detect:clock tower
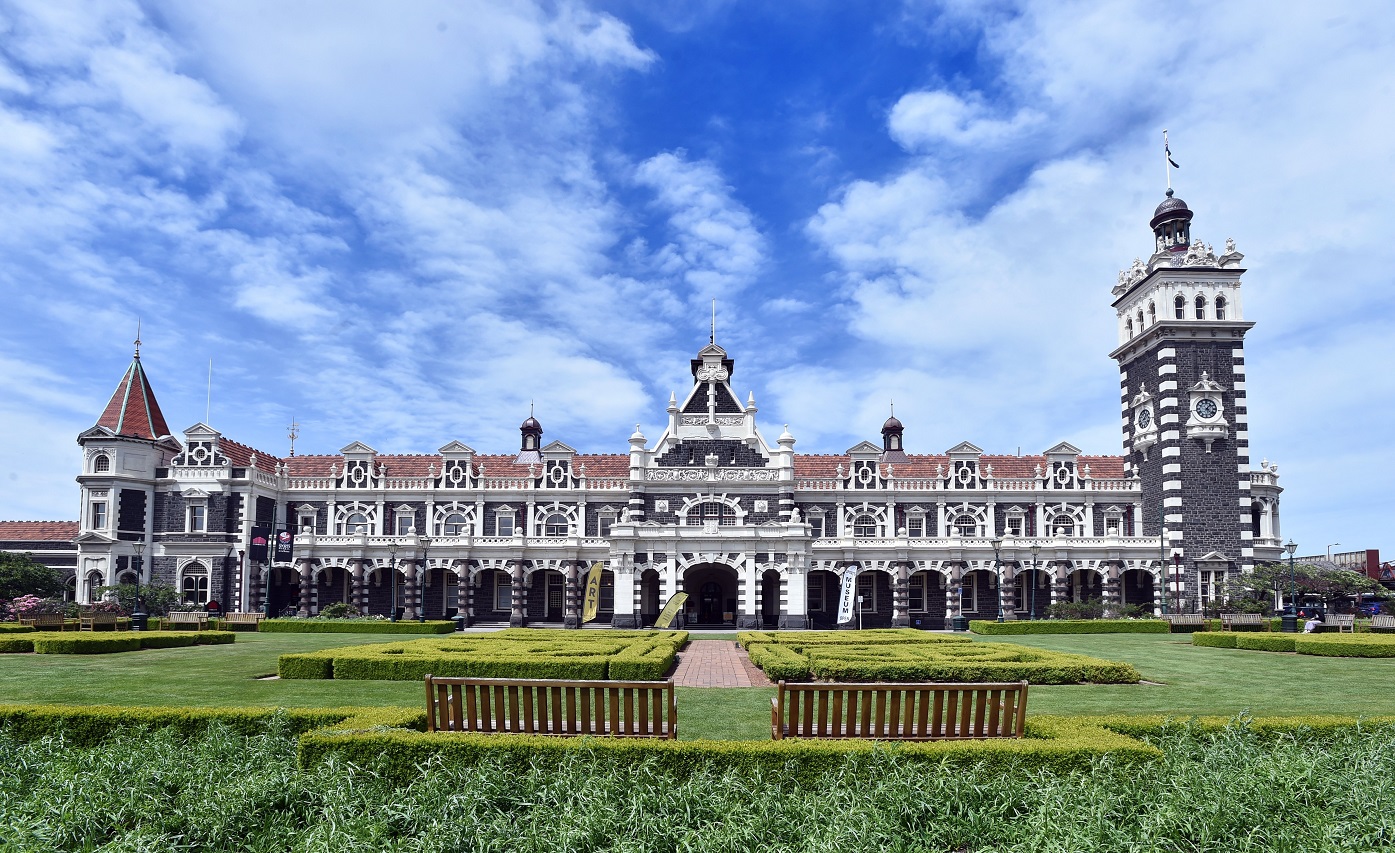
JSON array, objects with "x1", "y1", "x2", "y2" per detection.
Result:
[{"x1": 1110, "y1": 190, "x2": 1257, "y2": 608}]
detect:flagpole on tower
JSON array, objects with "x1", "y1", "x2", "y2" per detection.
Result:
[{"x1": 1164, "y1": 130, "x2": 1172, "y2": 191}]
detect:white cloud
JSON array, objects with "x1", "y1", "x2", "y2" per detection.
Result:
[{"x1": 889, "y1": 89, "x2": 1042, "y2": 149}]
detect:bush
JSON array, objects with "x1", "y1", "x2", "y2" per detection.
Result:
[
  {"x1": 1190, "y1": 632, "x2": 1237, "y2": 648},
  {"x1": 0, "y1": 638, "x2": 34, "y2": 653},
  {"x1": 1294, "y1": 635, "x2": 1395, "y2": 658},
  {"x1": 317, "y1": 601, "x2": 361, "y2": 619},
  {"x1": 279, "y1": 630, "x2": 687, "y2": 680},
  {"x1": 1235, "y1": 634, "x2": 1296, "y2": 652},
  {"x1": 1044, "y1": 598, "x2": 1106, "y2": 620},
  {"x1": 0, "y1": 624, "x2": 35, "y2": 634},
  {"x1": 5, "y1": 631, "x2": 235, "y2": 655},
  {"x1": 260, "y1": 619, "x2": 456, "y2": 634},
  {"x1": 970, "y1": 619, "x2": 1169, "y2": 635}
]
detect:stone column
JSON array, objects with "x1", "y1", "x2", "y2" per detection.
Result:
[
  {"x1": 945, "y1": 562, "x2": 963, "y2": 630},
  {"x1": 612, "y1": 561, "x2": 638, "y2": 629},
  {"x1": 738, "y1": 559, "x2": 760, "y2": 629},
  {"x1": 509, "y1": 561, "x2": 526, "y2": 627},
  {"x1": 403, "y1": 560, "x2": 419, "y2": 621},
  {"x1": 455, "y1": 564, "x2": 470, "y2": 627},
  {"x1": 1104, "y1": 562, "x2": 1122, "y2": 616},
  {"x1": 1002, "y1": 562, "x2": 1018, "y2": 619},
  {"x1": 1051, "y1": 563, "x2": 1070, "y2": 610},
  {"x1": 351, "y1": 559, "x2": 366, "y2": 614},
  {"x1": 296, "y1": 559, "x2": 313, "y2": 617},
  {"x1": 781, "y1": 559, "x2": 808, "y2": 629},
  {"x1": 248, "y1": 564, "x2": 264, "y2": 614},
  {"x1": 891, "y1": 562, "x2": 910, "y2": 627},
  {"x1": 564, "y1": 561, "x2": 581, "y2": 628}
]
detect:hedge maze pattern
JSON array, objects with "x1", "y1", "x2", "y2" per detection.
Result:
[
  {"x1": 739, "y1": 629, "x2": 1140, "y2": 684},
  {"x1": 279, "y1": 629, "x2": 688, "y2": 681}
]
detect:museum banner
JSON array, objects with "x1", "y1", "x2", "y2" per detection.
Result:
[
  {"x1": 248, "y1": 525, "x2": 271, "y2": 563},
  {"x1": 273, "y1": 528, "x2": 294, "y2": 563},
  {"x1": 836, "y1": 564, "x2": 859, "y2": 624},
  {"x1": 654, "y1": 592, "x2": 689, "y2": 629},
  {"x1": 581, "y1": 561, "x2": 604, "y2": 623}
]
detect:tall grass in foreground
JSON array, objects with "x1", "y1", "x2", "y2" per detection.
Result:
[{"x1": 0, "y1": 719, "x2": 1392, "y2": 852}]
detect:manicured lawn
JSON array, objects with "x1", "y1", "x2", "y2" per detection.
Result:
[{"x1": 3, "y1": 632, "x2": 1394, "y2": 739}]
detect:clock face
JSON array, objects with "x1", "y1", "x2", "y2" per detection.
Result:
[
  {"x1": 1195, "y1": 398, "x2": 1218, "y2": 419},
  {"x1": 1137, "y1": 408, "x2": 1152, "y2": 429}
]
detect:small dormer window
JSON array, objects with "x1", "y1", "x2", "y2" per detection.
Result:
[
  {"x1": 1175, "y1": 294, "x2": 1185, "y2": 319},
  {"x1": 1195, "y1": 294, "x2": 1206, "y2": 319},
  {"x1": 93, "y1": 454, "x2": 111, "y2": 473},
  {"x1": 1215, "y1": 295, "x2": 1227, "y2": 320}
]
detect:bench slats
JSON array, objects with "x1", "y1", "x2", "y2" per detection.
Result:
[
  {"x1": 772, "y1": 681, "x2": 1028, "y2": 741},
  {"x1": 425, "y1": 676, "x2": 676, "y2": 739}
]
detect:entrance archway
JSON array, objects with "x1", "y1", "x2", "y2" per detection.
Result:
[
  {"x1": 527, "y1": 569, "x2": 567, "y2": 624},
  {"x1": 683, "y1": 564, "x2": 738, "y2": 627},
  {"x1": 806, "y1": 569, "x2": 841, "y2": 628},
  {"x1": 1013, "y1": 568, "x2": 1051, "y2": 619},
  {"x1": 266, "y1": 566, "x2": 300, "y2": 616},
  {"x1": 759, "y1": 569, "x2": 781, "y2": 628},
  {"x1": 315, "y1": 566, "x2": 350, "y2": 612},
  {"x1": 639, "y1": 569, "x2": 661, "y2": 626},
  {"x1": 1121, "y1": 568, "x2": 1156, "y2": 612},
  {"x1": 1066, "y1": 568, "x2": 1103, "y2": 603}
]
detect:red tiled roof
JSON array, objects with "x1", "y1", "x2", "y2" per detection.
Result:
[
  {"x1": 220, "y1": 437, "x2": 282, "y2": 469},
  {"x1": 0, "y1": 521, "x2": 79, "y2": 541},
  {"x1": 95, "y1": 357, "x2": 170, "y2": 440}
]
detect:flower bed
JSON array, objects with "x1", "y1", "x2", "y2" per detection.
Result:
[
  {"x1": 278, "y1": 629, "x2": 688, "y2": 680},
  {"x1": 738, "y1": 629, "x2": 1139, "y2": 684}
]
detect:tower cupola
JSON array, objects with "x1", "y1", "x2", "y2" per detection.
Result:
[
  {"x1": 1150, "y1": 189, "x2": 1192, "y2": 253},
  {"x1": 515, "y1": 409, "x2": 543, "y2": 464},
  {"x1": 880, "y1": 406, "x2": 909, "y2": 463}
]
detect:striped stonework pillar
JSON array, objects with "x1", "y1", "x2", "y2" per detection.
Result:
[{"x1": 509, "y1": 561, "x2": 526, "y2": 627}]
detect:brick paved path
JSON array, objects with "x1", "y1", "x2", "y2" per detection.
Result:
[{"x1": 671, "y1": 640, "x2": 772, "y2": 687}]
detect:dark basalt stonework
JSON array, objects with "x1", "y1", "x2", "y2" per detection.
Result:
[
  {"x1": 655, "y1": 439, "x2": 767, "y2": 468},
  {"x1": 681, "y1": 385, "x2": 742, "y2": 414}
]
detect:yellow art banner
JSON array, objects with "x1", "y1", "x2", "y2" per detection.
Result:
[
  {"x1": 653, "y1": 592, "x2": 689, "y2": 629},
  {"x1": 581, "y1": 561, "x2": 604, "y2": 623}
]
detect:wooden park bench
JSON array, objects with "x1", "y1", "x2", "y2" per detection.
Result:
[
  {"x1": 165, "y1": 611, "x2": 209, "y2": 630},
  {"x1": 19, "y1": 614, "x2": 67, "y2": 631},
  {"x1": 1371, "y1": 615, "x2": 1395, "y2": 633},
  {"x1": 424, "y1": 676, "x2": 677, "y2": 739},
  {"x1": 1220, "y1": 613, "x2": 1266, "y2": 631},
  {"x1": 1163, "y1": 614, "x2": 1206, "y2": 631},
  {"x1": 222, "y1": 612, "x2": 263, "y2": 630},
  {"x1": 1324, "y1": 614, "x2": 1355, "y2": 633},
  {"x1": 80, "y1": 611, "x2": 121, "y2": 631},
  {"x1": 770, "y1": 681, "x2": 1028, "y2": 741}
]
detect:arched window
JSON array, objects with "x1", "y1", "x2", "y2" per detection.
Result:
[
  {"x1": 1052, "y1": 514, "x2": 1076, "y2": 537},
  {"x1": 1136, "y1": 309, "x2": 1144, "y2": 329},
  {"x1": 346, "y1": 513, "x2": 368, "y2": 534},
  {"x1": 1148, "y1": 302, "x2": 1156, "y2": 324},
  {"x1": 852, "y1": 514, "x2": 878, "y2": 537},
  {"x1": 1125, "y1": 318, "x2": 1133, "y2": 339},
  {"x1": 92, "y1": 454, "x2": 110, "y2": 473},
  {"x1": 543, "y1": 513, "x2": 569, "y2": 537},
  {"x1": 1215, "y1": 295, "x2": 1227, "y2": 320},
  {"x1": 442, "y1": 513, "x2": 468, "y2": 536},
  {"x1": 181, "y1": 563, "x2": 209, "y2": 605},
  {"x1": 687, "y1": 502, "x2": 736, "y2": 526},
  {"x1": 1194, "y1": 294, "x2": 1206, "y2": 319},
  {"x1": 1174, "y1": 294, "x2": 1186, "y2": 319},
  {"x1": 954, "y1": 514, "x2": 978, "y2": 537}
]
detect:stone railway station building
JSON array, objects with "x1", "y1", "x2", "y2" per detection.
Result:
[{"x1": 11, "y1": 192, "x2": 1286, "y2": 628}]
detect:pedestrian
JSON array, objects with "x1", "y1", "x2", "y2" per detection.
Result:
[{"x1": 1303, "y1": 614, "x2": 1324, "y2": 634}]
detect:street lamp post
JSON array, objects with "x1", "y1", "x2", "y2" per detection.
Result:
[
  {"x1": 1029, "y1": 544, "x2": 1041, "y2": 620},
  {"x1": 130, "y1": 541, "x2": 147, "y2": 631},
  {"x1": 1172, "y1": 551, "x2": 1182, "y2": 614},
  {"x1": 418, "y1": 533, "x2": 432, "y2": 623},
  {"x1": 387, "y1": 540, "x2": 400, "y2": 622},
  {"x1": 991, "y1": 536, "x2": 1005, "y2": 623},
  {"x1": 1281, "y1": 539, "x2": 1298, "y2": 633},
  {"x1": 1326, "y1": 543, "x2": 1340, "y2": 564}
]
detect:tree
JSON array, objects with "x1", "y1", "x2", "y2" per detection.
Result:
[
  {"x1": 0, "y1": 551, "x2": 63, "y2": 600},
  {"x1": 1222, "y1": 562, "x2": 1391, "y2": 613}
]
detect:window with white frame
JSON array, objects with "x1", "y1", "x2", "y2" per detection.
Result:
[
  {"x1": 597, "y1": 512, "x2": 616, "y2": 538},
  {"x1": 93, "y1": 454, "x2": 111, "y2": 473},
  {"x1": 808, "y1": 513, "x2": 825, "y2": 539},
  {"x1": 1006, "y1": 514, "x2": 1025, "y2": 537},
  {"x1": 1215, "y1": 295, "x2": 1227, "y2": 320},
  {"x1": 1174, "y1": 294, "x2": 1186, "y2": 319},
  {"x1": 687, "y1": 502, "x2": 736, "y2": 526},
  {"x1": 395, "y1": 514, "x2": 415, "y2": 536},
  {"x1": 1195, "y1": 294, "x2": 1207, "y2": 319},
  {"x1": 90, "y1": 500, "x2": 108, "y2": 529},
  {"x1": 495, "y1": 510, "x2": 515, "y2": 537},
  {"x1": 181, "y1": 564, "x2": 209, "y2": 605},
  {"x1": 857, "y1": 574, "x2": 875, "y2": 612},
  {"x1": 187, "y1": 504, "x2": 207, "y2": 533},
  {"x1": 1148, "y1": 301, "x2": 1156, "y2": 325},
  {"x1": 340, "y1": 511, "x2": 370, "y2": 535},
  {"x1": 852, "y1": 514, "x2": 878, "y2": 538},
  {"x1": 297, "y1": 511, "x2": 316, "y2": 533},
  {"x1": 1104, "y1": 511, "x2": 1123, "y2": 537},
  {"x1": 1199, "y1": 570, "x2": 1225, "y2": 606},
  {"x1": 907, "y1": 514, "x2": 925, "y2": 538},
  {"x1": 494, "y1": 573, "x2": 512, "y2": 610},
  {"x1": 1052, "y1": 514, "x2": 1076, "y2": 536},
  {"x1": 954, "y1": 514, "x2": 978, "y2": 537},
  {"x1": 960, "y1": 576, "x2": 977, "y2": 612},
  {"x1": 543, "y1": 513, "x2": 569, "y2": 537},
  {"x1": 442, "y1": 513, "x2": 469, "y2": 536},
  {"x1": 807, "y1": 574, "x2": 825, "y2": 611}
]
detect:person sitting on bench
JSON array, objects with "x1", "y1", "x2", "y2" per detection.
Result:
[{"x1": 1303, "y1": 615, "x2": 1324, "y2": 633}]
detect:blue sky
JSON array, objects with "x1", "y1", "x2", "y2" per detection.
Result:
[{"x1": 0, "y1": 1, "x2": 1391, "y2": 558}]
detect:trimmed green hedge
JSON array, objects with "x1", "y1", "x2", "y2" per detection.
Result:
[
  {"x1": 739, "y1": 629, "x2": 1138, "y2": 684},
  {"x1": 298, "y1": 713, "x2": 1163, "y2": 784},
  {"x1": 1235, "y1": 634, "x2": 1296, "y2": 652},
  {"x1": 0, "y1": 624, "x2": 35, "y2": 634},
  {"x1": 260, "y1": 619, "x2": 457, "y2": 634},
  {"x1": 280, "y1": 630, "x2": 688, "y2": 680},
  {"x1": 969, "y1": 619, "x2": 1168, "y2": 635},
  {"x1": 2, "y1": 631, "x2": 235, "y2": 655},
  {"x1": 1294, "y1": 635, "x2": 1395, "y2": 658},
  {"x1": 1190, "y1": 632, "x2": 1237, "y2": 648}
]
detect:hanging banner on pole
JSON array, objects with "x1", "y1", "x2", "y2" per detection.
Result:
[
  {"x1": 581, "y1": 561, "x2": 605, "y2": 624},
  {"x1": 273, "y1": 528, "x2": 294, "y2": 563},
  {"x1": 836, "y1": 565, "x2": 860, "y2": 624},
  {"x1": 248, "y1": 526, "x2": 271, "y2": 563},
  {"x1": 653, "y1": 592, "x2": 689, "y2": 629}
]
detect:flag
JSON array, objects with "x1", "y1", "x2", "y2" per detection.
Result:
[
  {"x1": 581, "y1": 561, "x2": 604, "y2": 623},
  {"x1": 654, "y1": 592, "x2": 689, "y2": 629},
  {"x1": 273, "y1": 528, "x2": 294, "y2": 563},
  {"x1": 1165, "y1": 140, "x2": 1180, "y2": 169},
  {"x1": 248, "y1": 525, "x2": 271, "y2": 562},
  {"x1": 836, "y1": 565, "x2": 860, "y2": 624}
]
